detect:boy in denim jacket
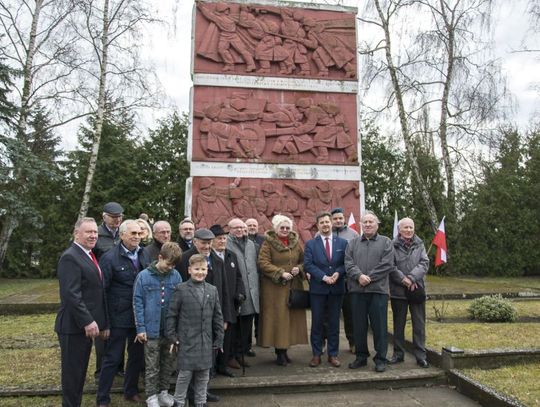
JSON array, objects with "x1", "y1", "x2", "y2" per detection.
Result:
[{"x1": 133, "y1": 242, "x2": 182, "y2": 407}]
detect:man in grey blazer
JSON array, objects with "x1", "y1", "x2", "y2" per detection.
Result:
[{"x1": 55, "y1": 217, "x2": 109, "y2": 407}]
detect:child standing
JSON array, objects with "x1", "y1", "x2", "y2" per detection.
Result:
[
  {"x1": 133, "y1": 242, "x2": 183, "y2": 407},
  {"x1": 166, "y1": 254, "x2": 224, "y2": 407}
]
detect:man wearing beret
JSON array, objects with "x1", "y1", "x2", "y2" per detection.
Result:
[{"x1": 210, "y1": 224, "x2": 246, "y2": 377}]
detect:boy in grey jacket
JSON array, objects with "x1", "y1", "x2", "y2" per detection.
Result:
[{"x1": 166, "y1": 254, "x2": 224, "y2": 407}]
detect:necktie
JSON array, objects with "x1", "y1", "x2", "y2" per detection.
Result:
[
  {"x1": 325, "y1": 237, "x2": 331, "y2": 261},
  {"x1": 89, "y1": 251, "x2": 103, "y2": 280}
]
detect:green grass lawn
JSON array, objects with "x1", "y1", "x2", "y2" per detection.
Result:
[
  {"x1": 0, "y1": 394, "x2": 142, "y2": 406},
  {"x1": 426, "y1": 275, "x2": 540, "y2": 294},
  {"x1": 462, "y1": 364, "x2": 540, "y2": 406},
  {"x1": 427, "y1": 299, "x2": 540, "y2": 321},
  {"x1": 0, "y1": 279, "x2": 59, "y2": 304}
]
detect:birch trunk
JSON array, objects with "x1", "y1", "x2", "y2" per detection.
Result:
[
  {"x1": 373, "y1": 0, "x2": 439, "y2": 231},
  {"x1": 0, "y1": 0, "x2": 43, "y2": 269},
  {"x1": 78, "y1": 0, "x2": 110, "y2": 219}
]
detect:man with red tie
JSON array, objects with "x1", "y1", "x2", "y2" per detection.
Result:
[
  {"x1": 304, "y1": 211, "x2": 348, "y2": 368},
  {"x1": 55, "y1": 217, "x2": 109, "y2": 407}
]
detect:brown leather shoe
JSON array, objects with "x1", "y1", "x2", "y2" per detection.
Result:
[
  {"x1": 124, "y1": 393, "x2": 144, "y2": 403},
  {"x1": 309, "y1": 355, "x2": 321, "y2": 367},
  {"x1": 328, "y1": 356, "x2": 341, "y2": 367},
  {"x1": 228, "y1": 358, "x2": 241, "y2": 369}
]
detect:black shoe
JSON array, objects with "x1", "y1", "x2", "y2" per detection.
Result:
[
  {"x1": 348, "y1": 358, "x2": 367, "y2": 369},
  {"x1": 417, "y1": 359, "x2": 429, "y2": 368},
  {"x1": 375, "y1": 362, "x2": 387, "y2": 373},
  {"x1": 206, "y1": 391, "x2": 220, "y2": 402},
  {"x1": 246, "y1": 349, "x2": 256, "y2": 357},
  {"x1": 276, "y1": 352, "x2": 287, "y2": 366},
  {"x1": 388, "y1": 355, "x2": 404, "y2": 364},
  {"x1": 217, "y1": 367, "x2": 235, "y2": 377},
  {"x1": 284, "y1": 350, "x2": 292, "y2": 363}
]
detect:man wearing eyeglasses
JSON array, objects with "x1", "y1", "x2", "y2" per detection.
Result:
[
  {"x1": 226, "y1": 218, "x2": 260, "y2": 367},
  {"x1": 96, "y1": 220, "x2": 150, "y2": 407}
]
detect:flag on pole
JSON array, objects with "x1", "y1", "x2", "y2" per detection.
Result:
[
  {"x1": 393, "y1": 210, "x2": 399, "y2": 239},
  {"x1": 432, "y1": 217, "x2": 447, "y2": 266},
  {"x1": 348, "y1": 213, "x2": 359, "y2": 233}
]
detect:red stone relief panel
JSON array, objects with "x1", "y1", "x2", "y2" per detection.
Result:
[
  {"x1": 192, "y1": 86, "x2": 358, "y2": 165},
  {"x1": 194, "y1": 2, "x2": 357, "y2": 80},
  {"x1": 190, "y1": 177, "x2": 360, "y2": 244}
]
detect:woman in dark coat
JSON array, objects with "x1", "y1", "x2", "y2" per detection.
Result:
[{"x1": 258, "y1": 215, "x2": 308, "y2": 366}]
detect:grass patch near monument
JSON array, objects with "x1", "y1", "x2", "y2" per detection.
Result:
[
  {"x1": 420, "y1": 322, "x2": 540, "y2": 351},
  {"x1": 462, "y1": 364, "x2": 540, "y2": 406},
  {"x1": 0, "y1": 279, "x2": 58, "y2": 304},
  {"x1": 426, "y1": 275, "x2": 540, "y2": 294},
  {"x1": 427, "y1": 299, "x2": 540, "y2": 321},
  {"x1": 0, "y1": 394, "x2": 137, "y2": 406},
  {"x1": 0, "y1": 348, "x2": 60, "y2": 389}
]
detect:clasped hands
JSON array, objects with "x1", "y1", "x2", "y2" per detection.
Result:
[
  {"x1": 322, "y1": 272, "x2": 339, "y2": 285},
  {"x1": 282, "y1": 266, "x2": 300, "y2": 281},
  {"x1": 401, "y1": 276, "x2": 418, "y2": 291}
]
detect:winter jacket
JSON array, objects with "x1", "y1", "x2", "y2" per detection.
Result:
[{"x1": 389, "y1": 235, "x2": 429, "y2": 299}]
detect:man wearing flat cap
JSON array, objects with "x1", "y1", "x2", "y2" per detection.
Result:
[
  {"x1": 176, "y1": 228, "x2": 229, "y2": 402},
  {"x1": 210, "y1": 224, "x2": 246, "y2": 377},
  {"x1": 92, "y1": 201, "x2": 124, "y2": 381},
  {"x1": 94, "y1": 202, "x2": 124, "y2": 260}
]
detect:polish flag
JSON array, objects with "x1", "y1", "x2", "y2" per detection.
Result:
[
  {"x1": 432, "y1": 217, "x2": 447, "y2": 266},
  {"x1": 348, "y1": 213, "x2": 359, "y2": 233}
]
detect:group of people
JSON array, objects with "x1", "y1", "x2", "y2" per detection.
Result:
[{"x1": 55, "y1": 202, "x2": 429, "y2": 407}]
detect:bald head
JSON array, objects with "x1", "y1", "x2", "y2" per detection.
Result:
[
  {"x1": 228, "y1": 218, "x2": 246, "y2": 238},
  {"x1": 153, "y1": 221, "x2": 172, "y2": 244}
]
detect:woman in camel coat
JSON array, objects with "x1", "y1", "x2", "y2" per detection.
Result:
[{"x1": 258, "y1": 214, "x2": 308, "y2": 366}]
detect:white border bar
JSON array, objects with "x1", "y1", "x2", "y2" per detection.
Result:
[
  {"x1": 190, "y1": 161, "x2": 360, "y2": 181},
  {"x1": 193, "y1": 73, "x2": 358, "y2": 94}
]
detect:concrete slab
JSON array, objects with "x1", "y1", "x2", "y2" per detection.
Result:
[{"x1": 209, "y1": 386, "x2": 480, "y2": 406}]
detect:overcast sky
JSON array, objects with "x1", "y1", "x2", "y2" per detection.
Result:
[{"x1": 62, "y1": 0, "x2": 540, "y2": 150}]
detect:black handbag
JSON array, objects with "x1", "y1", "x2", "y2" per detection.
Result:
[
  {"x1": 405, "y1": 285, "x2": 427, "y2": 304},
  {"x1": 287, "y1": 289, "x2": 310, "y2": 309}
]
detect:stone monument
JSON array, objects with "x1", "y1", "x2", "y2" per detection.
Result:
[{"x1": 186, "y1": 0, "x2": 363, "y2": 242}]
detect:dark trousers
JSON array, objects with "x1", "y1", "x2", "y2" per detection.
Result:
[
  {"x1": 351, "y1": 292, "x2": 388, "y2": 363},
  {"x1": 58, "y1": 333, "x2": 93, "y2": 407},
  {"x1": 97, "y1": 327, "x2": 144, "y2": 405},
  {"x1": 235, "y1": 314, "x2": 255, "y2": 356},
  {"x1": 310, "y1": 293, "x2": 343, "y2": 357},
  {"x1": 94, "y1": 337, "x2": 125, "y2": 377},
  {"x1": 217, "y1": 323, "x2": 235, "y2": 369},
  {"x1": 342, "y1": 292, "x2": 354, "y2": 346},
  {"x1": 391, "y1": 298, "x2": 426, "y2": 361}
]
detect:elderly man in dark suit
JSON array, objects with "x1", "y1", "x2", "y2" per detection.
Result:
[
  {"x1": 210, "y1": 224, "x2": 246, "y2": 377},
  {"x1": 55, "y1": 217, "x2": 109, "y2": 407},
  {"x1": 304, "y1": 211, "x2": 348, "y2": 368},
  {"x1": 96, "y1": 219, "x2": 150, "y2": 407}
]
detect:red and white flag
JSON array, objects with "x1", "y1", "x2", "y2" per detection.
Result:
[
  {"x1": 432, "y1": 217, "x2": 447, "y2": 266},
  {"x1": 348, "y1": 213, "x2": 359, "y2": 233}
]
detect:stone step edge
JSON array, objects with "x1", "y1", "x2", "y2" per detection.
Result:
[{"x1": 0, "y1": 369, "x2": 446, "y2": 398}]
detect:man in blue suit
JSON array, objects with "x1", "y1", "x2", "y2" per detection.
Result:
[{"x1": 304, "y1": 211, "x2": 348, "y2": 368}]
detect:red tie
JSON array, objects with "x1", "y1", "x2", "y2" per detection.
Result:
[
  {"x1": 325, "y1": 237, "x2": 331, "y2": 261},
  {"x1": 89, "y1": 251, "x2": 103, "y2": 280}
]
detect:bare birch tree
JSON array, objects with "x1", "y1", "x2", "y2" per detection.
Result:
[
  {"x1": 0, "y1": 0, "x2": 81, "y2": 268},
  {"x1": 74, "y1": 0, "x2": 159, "y2": 218},
  {"x1": 360, "y1": 0, "x2": 440, "y2": 230},
  {"x1": 359, "y1": 0, "x2": 508, "y2": 225}
]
